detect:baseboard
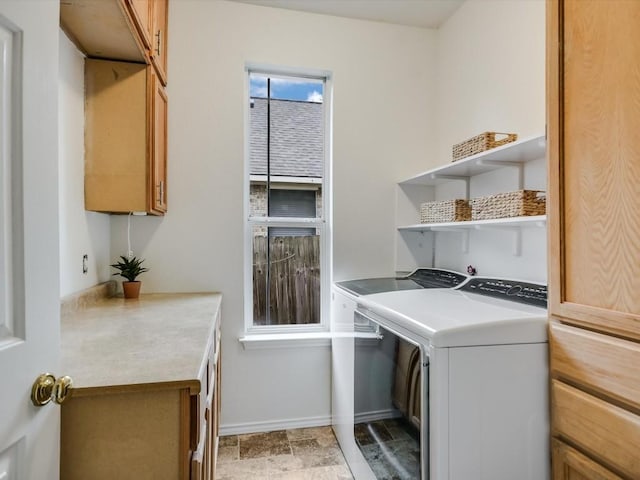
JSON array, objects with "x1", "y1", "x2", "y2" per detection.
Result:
[
  {"x1": 354, "y1": 409, "x2": 398, "y2": 424},
  {"x1": 219, "y1": 414, "x2": 333, "y2": 436}
]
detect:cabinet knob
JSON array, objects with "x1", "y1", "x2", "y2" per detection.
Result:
[{"x1": 31, "y1": 373, "x2": 74, "y2": 407}]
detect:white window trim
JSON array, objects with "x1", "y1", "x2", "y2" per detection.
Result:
[{"x1": 243, "y1": 63, "x2": 333, "y2": 335}]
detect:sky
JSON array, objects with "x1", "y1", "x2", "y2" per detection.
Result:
[{"x1": 250, "y1": 75, "x2": 323, "y2": 103}]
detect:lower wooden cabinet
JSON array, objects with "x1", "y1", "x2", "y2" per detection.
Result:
[
  {"x1": 61, "y1": 366, "x2": 221, "y2": 480},
  {"x1": 552, "y1": 440, "x2": 622, "y2": 480},
  {"x1": 62, "y1": 388, "x2": 193, "y2": 479},
  {"x1": 549, "y1": 322, "x2": 640, "y2": 479},
  {"x1": 60, "y1": 294, "x2": 222, "y2": 480}
]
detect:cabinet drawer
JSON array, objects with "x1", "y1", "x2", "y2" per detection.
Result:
[
  {"x1": 552, "y1": 380, "x2": 640, "y2": 477},
  {"x1": 552, "y1": 439, "x2": 623, "y2": 480},
  {"x1": 550, "y1": 322, "x2": 640, "y2": 410}
]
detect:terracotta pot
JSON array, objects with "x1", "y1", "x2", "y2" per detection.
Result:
[{"x1": 122, "y1": 281, "x2": 141, "y2": 299}]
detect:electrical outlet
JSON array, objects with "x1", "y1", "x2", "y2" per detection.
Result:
[{"x1": 82, "y1": 254, "x2": 88, "y2": 274}]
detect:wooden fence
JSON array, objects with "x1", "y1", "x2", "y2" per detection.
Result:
[{"x1": 253, "y1": 235, "x2": 320, "y2": 325}]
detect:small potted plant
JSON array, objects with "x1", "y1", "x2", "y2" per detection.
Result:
[{"x1": 110, "y1": 255, "x2": 149, "y2": 299}]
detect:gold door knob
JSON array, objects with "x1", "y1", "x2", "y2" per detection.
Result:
[{"x1": 31, "y1": 373, "x2": 74, "y2": 407}]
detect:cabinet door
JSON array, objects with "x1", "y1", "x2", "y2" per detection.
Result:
[
  {"x1": 547, "y1": 0, "x2": 640, "y2": 341},
  {"x1": 547, "y1": 2, "x2": 640, "y2": 479},
  {"x1": 552, "y1": 440, "x2": 622, "y2": 480},
  {"x1": 150, "y1": 68, "x2": 168, "y2": 214},
  {"x1": 125, "y1": 0, "x2": 152, "y2": 49},
  {"x1": 151, "y1": 0, "x2": 168, "y2": 84}
]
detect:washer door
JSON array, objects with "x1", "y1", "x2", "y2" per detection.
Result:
[{"x1": 353, "y1": 310, "x2": 428, "y2": 479}]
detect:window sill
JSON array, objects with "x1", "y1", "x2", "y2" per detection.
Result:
[{"x1": 239, "y1": 332, "x2": 332, "y2": 350}]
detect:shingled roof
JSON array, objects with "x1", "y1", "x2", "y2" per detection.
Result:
[{"x1": 250, "y1": 97, "x2": 323, "y2": 178}]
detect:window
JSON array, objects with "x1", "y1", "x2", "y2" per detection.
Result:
[
  {"x1": 269, "y1": 189, "x2": 316, "y2": 237},
  {"x1": 245, "y1": 67, "x2": 330, "y2": 331}
]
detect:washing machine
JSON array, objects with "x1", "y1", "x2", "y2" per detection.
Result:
[
  {"x1": 331, "y1": 268, "x2": 468, "y2": 479},
  {"x1": 350, "y1": 277, "x2": 549, "y2": 480}
]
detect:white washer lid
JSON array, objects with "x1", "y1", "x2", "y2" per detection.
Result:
[{"x1": 357, "y1": 288, "x2": 548, "y2": 347}]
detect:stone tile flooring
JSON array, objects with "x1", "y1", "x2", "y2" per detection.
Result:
[
  {"x1": 215, "y1": 426, "x2": 354, "y2": 479},
  {"x1": 354, "y1": 418, "x2": 420, "y2": 480}
]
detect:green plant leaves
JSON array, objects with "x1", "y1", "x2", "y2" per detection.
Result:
[{"x1": 110, "y1": 255, "x2": 149, "y2": 282}]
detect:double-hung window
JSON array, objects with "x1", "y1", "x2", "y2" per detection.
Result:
[{"x1": 245, "y1": 67, "x2": 331, "y2": 333}]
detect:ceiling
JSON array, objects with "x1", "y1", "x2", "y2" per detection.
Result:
[{"x1": 226, "y1": 0, "x2": 465, "y2": 29}]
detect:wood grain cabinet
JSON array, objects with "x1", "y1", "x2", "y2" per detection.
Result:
[
  {"x1": 84, "y1": 59, "x2": 167, "y2": 215},
  {"x1": 150, "y1": 0, "x2": 169, "y2": 85},
  {"x1": 61, "y1": 0, "x2": 170, "y2": 214},
  {"x1": 547, "y1": 1, "x2": 640, "y2": 478},
  {"x1": 121, "y1": 0, "x2": 169, "y2": 85},
  {"x1": 60, "y1": 293, "x2": 222, "y2": 480},
  {"x1": 61, "y1": 0, "x2": 169, "y2": 80},
  {"x1": 124, "y1": 0, "x2": 153, "y2": 50},
  {"x1": 552, "y1": 441, "x2": 623, "y2": 480}
]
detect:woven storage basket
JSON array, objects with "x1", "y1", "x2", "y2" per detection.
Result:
[
  {"x1": 420, "y1": 199, "x2": 471, "y2": 224},
  {"x1": 470, "y1": 190, "x2": 546, "y2": 220},
  {"x1": 452, "y1": 132, "x2": 518, "y2": 162}
]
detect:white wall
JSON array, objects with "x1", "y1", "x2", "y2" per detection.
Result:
[
  {"x1": 110, "y1": 0, "x2": 437, "y2": 431},
  {"x1": 58, "y1": 31, "x2": 111, "y2": 297},
  {"x1": 429, "y1": 0, "x2": 547, "y2": 282},
  {"x1": 434, "y1": 0, "x2": 545, "y2": 162}
]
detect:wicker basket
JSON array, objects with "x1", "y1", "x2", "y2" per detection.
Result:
[
  {"x1": 420, "y1": 199, "x2": 471, "y2": 224},
  {"x1": 452, "y1": 132, "x2": 518, "y2": 162},
  {"x1": 470, "y1": 190, "x2": 546, "y2": 220}
]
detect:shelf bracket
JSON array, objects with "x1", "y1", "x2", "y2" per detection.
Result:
[
  {"x1": 429, "y1": 174, "x2": 470, "y2": 198},
  {"x1": 430, "y1": 227, "x2": 469, "y2": 253},
  {"x1": 475, "y1": 160, "x2": 525, "y2": 190},
  {"x1": 474, "y1": 224, "x2": 522, "y2": 256}
]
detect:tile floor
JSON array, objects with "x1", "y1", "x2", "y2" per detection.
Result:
[
  {"x1": 215, "y1": 426, "x2": 354, "y2": 479},
  {"x1": 354, "y1": 419, "x2": 420, "y2": 480}
]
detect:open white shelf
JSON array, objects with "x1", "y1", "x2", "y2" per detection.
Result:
[
  {"x1": 399, "y1": 135, "x2": 546, "y2": 186},
  {"x1": 397, "y1": 215, "x2": 546, "y2": 232},
  {"x1": 398, "y1": 215, "x2": 546, "y2": 256},
  {"x1": 395, "y1": 134, "x2": 547, "y2": 262}
]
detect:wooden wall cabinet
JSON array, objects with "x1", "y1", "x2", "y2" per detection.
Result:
[
  {"x1": 84, "y1": 59, "x2": 167, "y2": 215},
  {"x1": 61, "y1": 0, "x2": 169, "y2": 85},
  {"x1": 61, "y1": 293, "x2": 222, "y2": 480},
  {"x1": 61, "y1": 0, "x2": 170, "y2": 215},
  {"x1": 151, "y1": 0, "x2": 169, "y2": 85},
  {"x1": 124, "y1": 0, "x2": 153, "y2": 49},
  {"x1": 547, "y1": 1, "x2": 640, "y2": 478}
]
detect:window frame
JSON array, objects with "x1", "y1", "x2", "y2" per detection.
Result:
[{"x1": 243, "y1": 64, "x2": 333, "y2": 335}]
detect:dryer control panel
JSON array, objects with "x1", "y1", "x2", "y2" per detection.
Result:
[{"x1": 458, "y1": 278, "x2": 547, "y2": 308}]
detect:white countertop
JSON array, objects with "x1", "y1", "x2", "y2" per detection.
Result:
[{"x1": 61, "y1": 293, "x2": 222, "y2": 396}]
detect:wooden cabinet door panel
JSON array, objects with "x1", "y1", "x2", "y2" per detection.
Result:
[
  {"x1": 550, "y1": 322, "x2": 640, "y2": 411},
  {"x1": 150, "y1": 68, "x2": 168, "y2": 214},
  {"x1": 552, "y1": 440, "x2": 623, "y2": 480},
  {"x1": 125, "y1": 0, "x2": 152, "y2": 49},
  {"x1": 547, "y1": 0, "x2": 640, "y2": 340},
  {"x1": 551, "y1": 380, "x2": 640, "y2": 478},
  {"x1": 151, "y1": 0, "x2": 169, "y2": 84}
]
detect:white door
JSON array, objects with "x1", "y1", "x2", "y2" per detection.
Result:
[{"x1": 0, "y1": 1, "x2": 61, "y2": 479}]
